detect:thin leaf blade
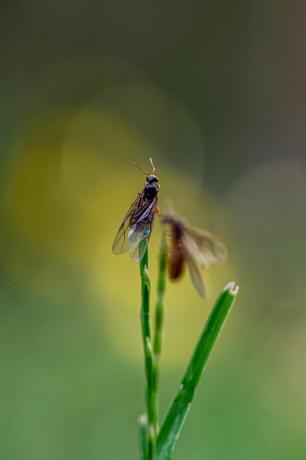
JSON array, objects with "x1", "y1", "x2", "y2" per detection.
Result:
[{"x1": 157, "y1": 282, "x2": 239, "y2": 460}]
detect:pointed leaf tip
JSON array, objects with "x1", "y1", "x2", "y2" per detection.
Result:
[{"x1": 223, "y1": 281, "x2": 239, "y2": 296}]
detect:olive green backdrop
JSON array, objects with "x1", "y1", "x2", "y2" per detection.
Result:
[{"x1": 0, "y1": 1, "x2": 305, "y2": 459}]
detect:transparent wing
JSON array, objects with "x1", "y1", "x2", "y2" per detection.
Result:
[
  {"x1": 185, "y1": 254, "x2": 205, "y2": 297},
  {"x1": 184, "y1": 227, "x2": 227, "y2": 267},
  {"x1": 112, "y1": 193, "x2": 143, "y2": 255},
  {"x1": 129, "y1": 236, "x2": 149, "y2": 263},
  {"x1": 182, "y1": 234, "x2": 205, "y2": 297},
  {"x1": 128, "y1": 198, "x2": 158, "y2": 262}
]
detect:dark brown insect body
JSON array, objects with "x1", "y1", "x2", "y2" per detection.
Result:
[
  {"x1": 168, "y1": 219, "x2": 185, "y2": 280},
  {"x1": 112, "y1": 161, "x2": 160, "y2": 262},
  {"x1": 161, "y1": 213, "x2": 226, "y2": 297}
]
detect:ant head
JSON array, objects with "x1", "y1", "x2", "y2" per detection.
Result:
[{"x1": 146, "y1": 174, "x2": 159, "y2": 183}]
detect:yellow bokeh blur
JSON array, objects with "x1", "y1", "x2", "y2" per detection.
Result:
[{"x1": 2, "y1": 103, "x2": 234, "y2": 366}]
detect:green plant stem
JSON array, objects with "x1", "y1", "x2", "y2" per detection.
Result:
[
  {"x1": 152, "y1": 235, "x2": 168, "y2": 434},
  {"x1": 138, "y1": 415, "x2": 148, "y2": 460},
  {"x1": 157, "y1": 282, "x2": 239, "y2": 460},
  {"x1": 140, "y1": 245, "x2": 155, "y2": 459}
]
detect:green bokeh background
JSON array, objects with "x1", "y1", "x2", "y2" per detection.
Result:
[{"x1": 1, "y1": 2, "x2": 306, "y2": 459}]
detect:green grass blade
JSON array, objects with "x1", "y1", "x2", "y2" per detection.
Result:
[{"x1": 156, "y1": 282, "x2": 239, "y2": 460}]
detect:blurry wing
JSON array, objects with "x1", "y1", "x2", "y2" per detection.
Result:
[
  {"x1": 185, "y1": 253, "x2": 205, "y2": 297},
  {"x1": 112, "y1": 193, "x2": 143, "y2": 255},
  {"x1": 182, "y1": 233, "x2": 205, "y2": 297},
  {"x1": 185, "y1": 227, "x2": 227, "y2": 267}
]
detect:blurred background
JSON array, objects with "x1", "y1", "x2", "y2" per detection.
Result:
[{"x1": 1, "y1": 1, "x2": 306, "y2": 459}]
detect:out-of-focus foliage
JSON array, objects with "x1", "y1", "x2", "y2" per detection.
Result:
[{"x1": 0, "y1": 1, "x2": 305, "y2": 459}]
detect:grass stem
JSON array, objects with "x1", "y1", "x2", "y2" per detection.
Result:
[
  {"x1": 140, "y1": 244, "x2": 156, "y2": 459},
  {"x1": 138, "y1": 415, "x2": 148, "y2": 460},
  {"x1": 152, "y1": 236, "x2": 168, "y2": 434}
]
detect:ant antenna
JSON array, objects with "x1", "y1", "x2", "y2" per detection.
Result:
[
  {"x1": 133, "y1": 162, "x2": 149, "y2": 175},
  {"x1": 149, "y1": 157, "x2": 156, "y2": 173},
  {"x1": 133, "y1": 157, "x2": 156, "y2": 175}
]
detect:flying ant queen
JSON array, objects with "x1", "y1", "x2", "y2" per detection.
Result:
[
  {"x1": 160, "y1": 212, "x2": 227, "y2": 297},
  {"x1": 112, "y1": 158, "x2": 160, "y2": 262}
]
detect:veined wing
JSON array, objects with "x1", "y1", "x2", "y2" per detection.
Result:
[{"x1": 112, "y1": 192, "x2": 144, "y2": 255}]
